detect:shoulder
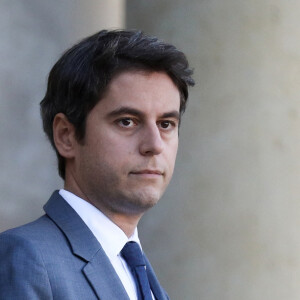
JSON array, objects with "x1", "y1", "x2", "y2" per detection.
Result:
[
  {"x1": 1, "y1": 215, "x2": 56, "y2": 243},
  {"x1": 0, "y1": 214, "x2": 69, "y2": 261},
  {"x1": 0, "y1": 215, "x2": 61, "y2": 265},
  {"x1": 0, "y1": 217, "x2": 54, "y2": 299},
  {"x1": 0, "y1": 219, "x2": 47, "y2": 264}
]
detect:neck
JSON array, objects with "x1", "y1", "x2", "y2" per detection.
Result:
[
  {"x1": 63, "y1": 182, "x2": 143, "y2": 238},
  {"x1": 104, "y1": 211, "x2": 142, "y2": 237}
]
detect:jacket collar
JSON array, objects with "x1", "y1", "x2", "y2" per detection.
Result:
[{"x1": 43, "y1": 191, "x2": 130, "y2": 300}]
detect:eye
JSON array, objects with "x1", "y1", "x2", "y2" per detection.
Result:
[
  {"x1": 158, "y1": 120, "x2": 176, "y2": 130},
  {"x1": 117, "y1": 118, "x2": 136, "y2": 128}
]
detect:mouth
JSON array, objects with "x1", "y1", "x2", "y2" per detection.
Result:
[{"x1": 130, "y1": 169, "x2": 164, "y2": 177}]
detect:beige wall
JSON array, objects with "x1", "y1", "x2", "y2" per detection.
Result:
[
  {"x1": 127, "y1": 1, "x2": 300, "y2": 299},
  {"x1": 0, "y1": 0, "x2": 125, "y2": 230}
]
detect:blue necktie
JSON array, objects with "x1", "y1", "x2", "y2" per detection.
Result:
[{"x1": 121, "y1": 242, "x2": 152, "y2": 300}]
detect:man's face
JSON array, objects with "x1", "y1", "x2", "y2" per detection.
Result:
[{"x1": 72, "y1": 71, "x2": 180, "y2": 216}]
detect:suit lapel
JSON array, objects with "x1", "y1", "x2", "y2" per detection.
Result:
[
  {"x1": 144, "y1": 255, "x2": 169, "y2": 300},
  {"x1": 83, "y1": 250, "x2": 130, "y2": 300},
  {"x1": 44, "y1": 191, "x2": 130, "y2": 300}
]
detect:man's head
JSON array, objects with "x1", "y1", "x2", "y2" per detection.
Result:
[{"x1": 40, "y1": 29, "x2": 194, "y2": 180}]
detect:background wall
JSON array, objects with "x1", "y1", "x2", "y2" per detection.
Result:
[
  {"x1": 2, "y1": 1, "x2": 300, "y2": 299},
  {"x1": 128, "y1": 1, "x2": 300, "y2": 300},
  {"x1": 0, "y1": 0, "x2": 125, "y2": 230}
]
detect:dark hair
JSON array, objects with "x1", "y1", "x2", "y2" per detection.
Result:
[{"x1": 40, "y1": 29, "x2": 194, "y2": 179}]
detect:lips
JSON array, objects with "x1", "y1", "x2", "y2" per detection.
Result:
[{"x1": 130, "y1": 169, "x2": 163, "y2": 175}]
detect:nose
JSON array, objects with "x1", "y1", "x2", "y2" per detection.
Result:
[{"x1": 139, "y1": 124, "x2": 164, "y2": 156}]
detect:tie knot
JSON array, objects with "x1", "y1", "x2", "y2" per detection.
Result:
[{"x1": 121, "y1": 242, "x2": 145, "y2": 268}]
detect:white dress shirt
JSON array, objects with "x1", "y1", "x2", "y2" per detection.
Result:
[{"x1": 59, "y1": 189, "x2": 154, "y2": 300}]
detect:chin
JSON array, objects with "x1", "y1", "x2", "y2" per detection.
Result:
[{"x1": 123, "y1": 189, "x2": 163, "y2": 214}]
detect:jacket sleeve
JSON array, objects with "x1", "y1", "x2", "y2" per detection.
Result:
[{"x1": 0, "y1": 232, "x2": 53, "y2": 299}]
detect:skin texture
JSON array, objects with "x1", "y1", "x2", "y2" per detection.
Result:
[{"x1": 53, "y1": 71, "x2": 180, "y2": 236}]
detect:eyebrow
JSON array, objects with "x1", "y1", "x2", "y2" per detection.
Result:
[{"x1": 107, "y1": 106, "x2": 180, "y2": 120}]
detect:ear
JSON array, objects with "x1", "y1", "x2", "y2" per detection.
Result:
[{"x1": 53, "y1": 113, "x2": 77, "y2": 159}]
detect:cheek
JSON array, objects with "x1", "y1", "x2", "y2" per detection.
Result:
[
  {"x1": 169, "y1": 138, "x2": 179, "y2": 157},
  {"x1": 108, "y1": 135, "x2": 139, "y2": 160},
  {"x1": 98, "y1": 137, "x2": 136, "y2": 170},
  {"x1": 165, "y1": 140, "x2": 178, "y2": 170}
]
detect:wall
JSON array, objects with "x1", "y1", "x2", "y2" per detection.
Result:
[
  {"x1": 127, "y1": 1, "x2": 300, "y2": 299},
  {"x1": 0, "y1": 0, "x2": 125, "y2": 230}
]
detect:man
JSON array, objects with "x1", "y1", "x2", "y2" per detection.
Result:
[{"x1": 0, "y1": 30, "x2": 194, "y2": 299}]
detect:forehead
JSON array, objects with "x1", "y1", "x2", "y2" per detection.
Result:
[{"x1": 97, "y1": 71, "x2": 181, "y2": 115}]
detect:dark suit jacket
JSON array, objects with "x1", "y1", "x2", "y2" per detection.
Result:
[{"x1": 0, "y1": 191, "x2": 169, "y2": 299}]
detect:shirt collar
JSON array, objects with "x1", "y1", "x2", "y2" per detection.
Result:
[{"x1": 59, "y1": 189, "x2": 140, "y2": 260}]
